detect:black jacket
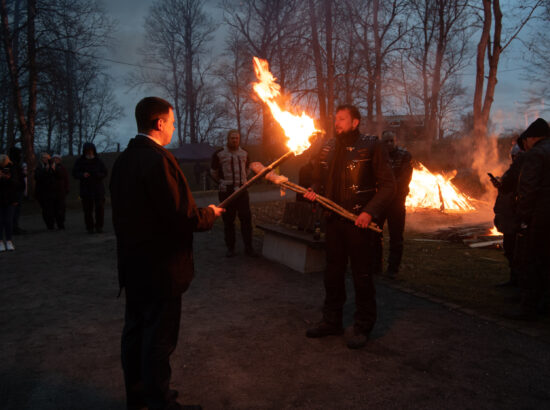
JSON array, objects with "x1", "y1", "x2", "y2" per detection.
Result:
[
  {"x1": 0, "y1": 163, "x2": 22, "y2": 206},
  {"x1": 110, "y1": 136, "x2": 216, "y2": 301},
  {"x1": 517, "y1": 138, "x2": 550, "y2": 227},
  {"x1": 35, "y1": 162, "x2": 57, "y2": 201},
  {"x1": 493, "y1": 153, "x2": 524, "y2": 234},
  {"x1": 72, "y1": 143, "x2": 108, "y2": 198},
  {"x1": 388, "y1": 146, "x2": 413, "y2": 203},
  {"x1": 312, "y1": 129, "x2": 396, "y2": 221}
]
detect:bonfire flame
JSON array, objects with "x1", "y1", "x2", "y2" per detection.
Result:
[
  {"x1": 488, "y1": 226, "x2": 501, "y2": 236},
  {"x1": 406, "y1": 162, "x2": 476, "y2": 211},
  {"x1": 252, "y1": 57, "x2": 318, "y2": 155}
]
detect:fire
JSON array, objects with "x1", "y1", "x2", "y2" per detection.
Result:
[
  {"x1": 406, "y1": 162, "x2": 476, "y2": 211},
  {"x1": 252, "y1": 57, "x2": 318, "y2": 155},
  {"x1": 488, "y1": 226, "x2": 501, "y2": 236}
]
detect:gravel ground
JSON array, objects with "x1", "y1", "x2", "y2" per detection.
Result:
[{"x1": 1, "y1": 199, "x2": 549, "y2": 410}]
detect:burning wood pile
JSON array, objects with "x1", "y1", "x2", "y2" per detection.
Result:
[{"x1": 430, "y1": 223, "x2": 503, "y2": 248}]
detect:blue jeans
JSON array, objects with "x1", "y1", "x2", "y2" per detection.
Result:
[{"x1": 0, "y1": 204, "x2": 15, "y2": 241}]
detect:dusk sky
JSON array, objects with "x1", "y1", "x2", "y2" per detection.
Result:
[{"x1": 102, "y1": 0, "x2": 545, "y2": 148}]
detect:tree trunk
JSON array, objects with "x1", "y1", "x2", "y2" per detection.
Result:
[
  {"x1": 1, "y1": 0, "x2": 37, "y2": 193},
  {"x1": 324, "y1": 0, "x2": 334, "y2": 139},
  {"x1": 307, "y1": 0, "x2": 328, "y2": 132},
  {"x1": 472, "y1": 0, "x2": 498, "y2": 142}
]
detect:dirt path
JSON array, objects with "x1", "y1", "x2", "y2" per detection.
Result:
[{"x1": 1, "y1": 205, "x2": 549, "y2": 409}]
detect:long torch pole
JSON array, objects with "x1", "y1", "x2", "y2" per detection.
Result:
[{"x1": 218, "y1": 150, "x2": 295, "y2": 208}]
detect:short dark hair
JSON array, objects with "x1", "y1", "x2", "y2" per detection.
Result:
[
  {"x1": 135, "y1": 97, "x2": 174, "y2": 131},
  {"x1": 227, "y1": 129, "x2": 240, "y2": 139},
  {"x1": 336, "y1": 104, "x2": 361, "y2": 123}
]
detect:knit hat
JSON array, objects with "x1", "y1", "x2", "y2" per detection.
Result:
[{"x1": 520, "y1": 118, "x2": 550, "y2": 139}]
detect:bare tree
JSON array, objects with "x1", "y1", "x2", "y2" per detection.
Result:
[
  {"x1": 472, "y1": 0, "x2": 543, "y2": 142},
  {"x1": 222, "y1": 0, "x2": 308, "y2": 156},
  {"x1": 130, "y1": 0, "x2": 215, "y2": 145},
  {"x1": 1, "y1": 0, "x2": 38, "y2": 178},
  {"x1": 215, "y1": 32, "x2": 261, "y2": 144},
  {"x1": 399, "y1": 0, "x2": 471, "y2": 142}
]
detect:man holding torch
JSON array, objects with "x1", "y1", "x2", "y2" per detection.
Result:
[
  {"x1": 304, "y1": 105, "x2": 395, "y2": 349},
  {"x1": 110, "y1": 97, "x2": 224, "y2": 410}
]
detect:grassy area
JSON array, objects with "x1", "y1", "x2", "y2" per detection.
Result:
[{"x1": 250, "y1": 199, "x2": 550, "y2": 333}]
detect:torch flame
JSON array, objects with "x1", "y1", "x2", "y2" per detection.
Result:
[
  {"x1": 406, "y1": 162, "x2": 476, "y2": 211},
  {"x1": 252, "y1": 57, "x2": 318, "y2": 155}
]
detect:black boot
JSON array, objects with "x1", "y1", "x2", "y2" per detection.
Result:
[{"x1": 306, "y1": 320, "x2": 344, "y2": 338}]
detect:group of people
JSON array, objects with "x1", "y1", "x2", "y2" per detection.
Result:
[
  {"x1": 109, "y1": 98, "x2": 414, "y2": 409},
  {"x1": 492, "y1": 117, "x2": 550, "y2": 321},
  {"x1": 0, "y1": 141, "x2": 108, "y2": 252}
]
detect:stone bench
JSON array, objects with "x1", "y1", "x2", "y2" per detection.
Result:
[{"x1": 257, "y1": 202, "x2": 326, "y2": 273}]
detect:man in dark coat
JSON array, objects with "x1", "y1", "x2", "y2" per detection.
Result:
[
  {"x1": 304, "y1": 105, "x2": 396, "y2": 349},
  {"x1": 509, "y1": 118, "x2": 550, "y2": 320},
  {"x1": 72, "y1": 142, "x2": 108, "y2": 233},
  {"x1": 492, "y1": 143, "x2": 524, "y2": 287},
  {"x1": 35, "y1": 152, "x2": 57, "y2": 230},
  {"x1": 379, "y1": 131, "x2": 413, "y2": 277},
  {"x1": 110, "y1": 97, "x2": 223, "y2": 410},
  {"x1": 52, "y1": 155, "x2": 69, "y2": 229}
]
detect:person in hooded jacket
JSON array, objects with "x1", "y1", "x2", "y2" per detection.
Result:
[
  {"x1": 72, "y1": 142, "x2": 108, "y2": 233},
  {"x1": 508, "y1": 118, "x2": 550, "y2": 320}
]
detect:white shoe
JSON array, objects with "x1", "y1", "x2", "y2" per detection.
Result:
[
  {"x1": 6, "y1": 241, "x2": 15, "y2": 251},
  {"x1": 0, "y1": 242, "x2": 5, "y2": 252}
]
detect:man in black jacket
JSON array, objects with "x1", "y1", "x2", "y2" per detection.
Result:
[
  {"x1": 35, "y1": 152, "x2": 57, "y2": 230},
  {"x1": 509, "y1": 118, "x2": 550, "y2": 320},
  {"x1": 304, "y1": 105, "x2": 395, "y2": 349},
  {"x1": 492, "y1": 143, "x2": 524, "y2": 287},
  {"x1": 72, "y1": 142, "x2": 108, "y2": 233},
  {"x1": 110, "y1": 97, "x2": 223, "y2": 410},
  {"x1": 379, "y1": 131, "x2": 413, "y2": 277}
]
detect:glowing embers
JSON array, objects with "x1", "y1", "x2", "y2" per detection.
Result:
[
  {"x1": 406, "y1": 162, "x2": 476, "y2": 212},
  {"x1": 252, "y1": 57, "x2": 319, "y2": 155}
]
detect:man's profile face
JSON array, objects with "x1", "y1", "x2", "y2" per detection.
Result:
[
  {"x1": 227, "y1": 132, "x2": 240, "y2": 149},
  {"x1": 159, "y1": 109, "x2": 176, "y2": 146},
  {"x1": 334, "y1": 109, "x2": 359, "y2": 136}
]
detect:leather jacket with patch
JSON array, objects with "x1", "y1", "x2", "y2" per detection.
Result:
[
  {"x1": 312, "y1": 129, "x2": 396, "y2": 221},
  {"x1": 388, "y1": 146, "x2": 413, "y2": 202}
]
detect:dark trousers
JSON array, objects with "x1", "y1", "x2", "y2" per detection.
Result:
[
  {"x1": 13, "y1": 191, "x2": 24, "y2": 231},
  {"x1": 503, "y1": 232, "x2": 518, "y2": 284},
  {"x1": 81, "y1": 196, "x2": 104, "y2": 232},
  {"x1": 54, "y1": 196, "x2": 66, "y2": 229},
  {"x1": 381, "y1": 202, "x2": 406, "y2": 273},
  {"x1": 323, "y1": 218, "x2": 377, "y2": 334},
  {"x1": 218, "y1": 189, "x2": 252, "y2": 250},
  {"x1": 520, "y1": 227, "x2": 550, "y2": 313},
  {"x1": 0, "y1": 204, "x2": 15, "y2": 241},
  {"x1": 122, "y1": 296, "x2": 182, "y2": 410},
  {"x1": 39, "y1": 197, "x2": 56, "y2": 229}
]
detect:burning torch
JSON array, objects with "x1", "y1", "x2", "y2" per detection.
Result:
[{"x1": 218, "y1": 57, "x2": 319, "y2": 209}]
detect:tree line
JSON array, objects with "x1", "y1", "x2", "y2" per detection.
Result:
[{"x1": 0, "y1": 0, "x2": 546, "y2": 173}]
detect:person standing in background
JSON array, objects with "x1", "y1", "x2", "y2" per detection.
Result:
[{"x1": 72, "y1": 142, "x2": 108, "y2": 233}]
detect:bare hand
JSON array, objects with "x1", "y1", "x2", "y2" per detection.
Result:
[
  {"x1": 208, "y1": 204, "x2": 225, "y2": 217},
  {"x1": 355, "y1": 212, "x2": 372, "y2": 229},
  {"x1": 303, "y1": 188, "x2": 317, "y2": 202}
]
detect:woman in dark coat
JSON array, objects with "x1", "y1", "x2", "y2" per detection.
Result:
[{"x1": 72, "y1": 142, "x2": 108, "y2": 233}]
